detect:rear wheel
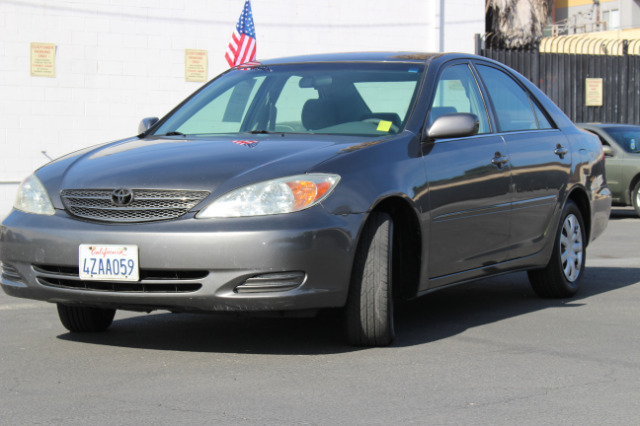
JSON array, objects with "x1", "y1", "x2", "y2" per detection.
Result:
[
  {"x1": 528, "y1": 200, "x2": 585, "y2": 298},
  {"x1": 632, "y1": 181, "x2": 640, "y2": 217},
  {"x1": 57, "y1": 304, "x2": 115, "y2": 332},
  {"x1": 345, "y1": 212, "x2": 395, "y2": 346}
]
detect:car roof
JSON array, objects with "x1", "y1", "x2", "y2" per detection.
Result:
[
  {"x1": 578, "y1": 123, "x2": 640, "y2": 129},
  {"x1": 258, "y1": 51, "x2": 461, "y2": 65}
]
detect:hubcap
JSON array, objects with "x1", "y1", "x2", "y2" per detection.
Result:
[
  {"x1": 635, "y1": 189, "x2": 640, "y2": 210},
  {"x1": 560, "y1": 213, "x2": 583, "y2": 282}
]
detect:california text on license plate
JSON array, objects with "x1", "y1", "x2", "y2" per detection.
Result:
[{"x1": 79, "y1": 244, "x2": 139, "y2": 281}]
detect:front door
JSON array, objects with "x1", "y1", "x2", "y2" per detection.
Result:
[{"x1": 423, "y1": 63, "x2": 512, "y2": 285}]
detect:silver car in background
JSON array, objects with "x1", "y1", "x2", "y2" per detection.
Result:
[{"x1": 1, "y1": 53, "x2": 611, "y2": 346}]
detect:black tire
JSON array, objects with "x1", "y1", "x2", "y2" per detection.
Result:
[
  {"x1": 345, "y1": 212, "x2": 395, "y2": 346},
  {"x1": 528, "y1": 200, "x2": 586, "y2": 298},
  {"x1": 57, "y1": 304, "x2": 116, "y2": 332},
  {"x1": 632, "y1": 181, "x2": 640, "y2": 217}
]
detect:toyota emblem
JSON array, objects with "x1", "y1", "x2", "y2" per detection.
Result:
[{"x1": 111, "y1": 188, "x2": 134, "y2": 206}]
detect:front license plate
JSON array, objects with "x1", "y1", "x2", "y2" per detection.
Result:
[{"x1": 79, "y1": 244, "x2": 139, "y2": 281}]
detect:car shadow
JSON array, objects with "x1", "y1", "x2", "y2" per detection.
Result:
[
  {"x1": 394, "y1": 267, "x2": 639, "y2": 347},
  {"x1": 609, "y1": 207, "x2": 638, "y2": 220},
  {"x1": 57, "y1": 266, "x2": 639, "y2": 354}
]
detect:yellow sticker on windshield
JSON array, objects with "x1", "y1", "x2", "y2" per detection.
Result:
[{"x1": 377, "y1": 120, "x2": 392, "y2": 132}]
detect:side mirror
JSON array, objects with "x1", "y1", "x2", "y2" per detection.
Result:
[
  {"x1": 602, "y1": 145, "x2": 614, "y2": 157},
  {"x1": 138, "y1": 117, "x2": 159, "y2": 134},
  {"x1": 425, "y1": 113, "x2": 479, "y2": 140}
]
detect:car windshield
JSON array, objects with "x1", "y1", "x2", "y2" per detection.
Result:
[
  {"x1": 153, "y1": 62, "x2": 424, "y2": 137},
  {"x1": 604, "y1": 126, "x2": 640, "y2": 153}
]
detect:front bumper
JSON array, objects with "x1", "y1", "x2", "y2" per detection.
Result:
[{"x1": 1, "y1": 207, "x2": 363, "y2": 313}]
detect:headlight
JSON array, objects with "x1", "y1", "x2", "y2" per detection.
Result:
[
  {"x1": 197, "y1": 173, "x2": 340, "y2": 218},
  {"x1": 14, "y1": 174, "x2": 55, "y2": 215}
]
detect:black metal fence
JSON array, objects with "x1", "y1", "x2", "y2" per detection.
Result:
[{"x1": 475, "y1": 34, "x2": 640, "y2": 125}]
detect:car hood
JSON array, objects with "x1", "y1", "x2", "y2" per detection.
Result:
[{"x1": 37, "y1": 134, "x2": 383, "y2": 209}]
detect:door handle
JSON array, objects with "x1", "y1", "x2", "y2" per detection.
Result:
[
  {"x1": 491, "y1": 152, "x2": 509, "y2": 169},
  {"x1": 554, "y1": 145, "x2": 569, "y2": 159}
]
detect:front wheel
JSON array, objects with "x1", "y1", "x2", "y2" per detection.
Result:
[
  {"x1": 528, "y1": 200, "x2": 586, "y2": 298},
  {"x1": 57, "y1": 304, "x2": 116, "y2": 332},
  {"x1": 345, "y1": 212, "x2": 395, "y2": 346},
  {"x1": 632, "y1": 181, "x2": 640, "y2": 217}
]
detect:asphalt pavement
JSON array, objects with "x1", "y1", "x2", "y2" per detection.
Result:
[{"x1": 1, "y1": 208, "x2": 638, "y2": 425}]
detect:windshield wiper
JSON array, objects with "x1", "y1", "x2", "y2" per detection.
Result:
[
  {"x1": 162, "y1": 131, "x2": 187, "y2": 136},
  {"x1": 246, "y1": 129, "x2": 285, "y2": 136},
  {"x1": 247, "y1": 129, "x2": 276, "y2": 134}
]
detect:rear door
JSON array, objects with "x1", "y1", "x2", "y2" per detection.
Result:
[{"x1": 474, "y1": 62, "x2": 572, "y2": 259}]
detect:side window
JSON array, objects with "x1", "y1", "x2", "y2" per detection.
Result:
[
  {"x1": 428, "y1": 64, "x2": 490, "y2": 134},
  {"x1": 533, "y1": 102, "x2": 553, "y2": 129},
  {"x1": 585, "y1": 130, "x2": 613, "y2": 156},
  {"x1": 476, "y1": 65, "x2": 551, "y2": 132}
]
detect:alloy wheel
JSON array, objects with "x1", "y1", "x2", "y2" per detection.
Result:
[{"x1": 560, "y1": 213, "x2": 583, "y2": 282}]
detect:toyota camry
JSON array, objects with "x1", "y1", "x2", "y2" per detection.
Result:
[{"x1": 0, "y1": 52, "x2": 611, "y2": 346}]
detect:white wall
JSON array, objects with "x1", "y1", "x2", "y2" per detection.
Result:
[{"x1": 0, "y1": 0, "x2": 484, "y2": 217}]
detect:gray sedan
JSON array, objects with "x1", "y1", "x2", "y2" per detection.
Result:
[
  {"x1": 579, "y1": 123, "x2": 640, "y2": 217},
  {"x1": 0, "y1": 52, "x2": 611, "y2": 346}
]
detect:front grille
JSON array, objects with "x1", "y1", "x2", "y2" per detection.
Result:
[
  {"x1": 33, "y1": 264, "x2": 207, "y2": 293},
  {"x1": 60, "y1": 189, "x2": 210, "y2": 223},
  {"x1": 37, "y1": 277, "x2": 202, "y2": 293}
]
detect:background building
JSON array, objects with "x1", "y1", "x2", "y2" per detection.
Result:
[
  {"x1": 484, "y1": 0, "x2": 640, "y2": 47},
  {"x1": 552, "y1": 0, "x2": 640, "y2": 34},
  {"x1": 481, "y1": 0, "x2": 639, "y2": 126},
  {"x1": 0, "y1": 0, "x2": 484, "y2": 216}
]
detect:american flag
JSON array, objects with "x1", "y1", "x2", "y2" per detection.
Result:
[
  {"x1": 232, "y1": 140, "x2": 259, "y2": 148},
  {"x1": 225, "y1": 0, "x2": 257, "y2": 68}
]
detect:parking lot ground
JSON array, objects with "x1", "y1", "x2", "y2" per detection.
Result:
[{"x1": 1, "y1": 208, "x2": 638, "y2": 425}]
